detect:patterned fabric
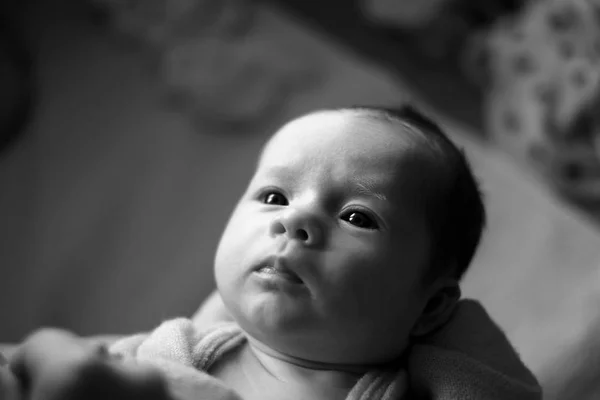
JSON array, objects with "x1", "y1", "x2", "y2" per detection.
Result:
[
  {"x1": 361, "y1": 0, "x2": 526, "y2": 59},
  {"x1": 466, "y1": 0, "x2": 600, "y2": 205}
]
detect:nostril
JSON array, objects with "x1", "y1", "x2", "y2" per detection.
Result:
[
  {"x1": 271, "y1": 221, "x2": 286, "y2": 236},
  {"x1": 296, "y1": 229, "x2": 309, "y2": 241}
]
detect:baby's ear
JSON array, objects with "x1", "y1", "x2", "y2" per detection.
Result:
[{"x1": 410, "y1": 281, "x2": 461, "y2": 338}]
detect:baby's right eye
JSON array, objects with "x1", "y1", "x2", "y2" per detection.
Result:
[{"x1": 262, "y1": 191, "x2": 288, "y2": 206}]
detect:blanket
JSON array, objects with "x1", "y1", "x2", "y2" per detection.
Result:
[
  {"x1": 407, "y1": 299, "x2": 542, "y2": 399},
  {"x1": 108, "y1": 299, "x2": 542, "y2": 400}
]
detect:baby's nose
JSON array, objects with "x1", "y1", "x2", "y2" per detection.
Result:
[{"x1": 269, "y1": 209, "x2": 324, "y2": 247}]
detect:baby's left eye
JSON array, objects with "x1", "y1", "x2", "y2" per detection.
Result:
[
  {"x1": 341, "y1": 211, "x2": 378, "y2": 230},
  {"x1": 262, "y1": 191, "x2": 288, "y2": 206}
]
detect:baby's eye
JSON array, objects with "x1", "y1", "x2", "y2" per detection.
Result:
[
  {"x1": 262, "y1": 191, "x2": 288, "y2": 206},
  {"x1": 341, "y1": 211, "x2": 378, "y2": 230}
]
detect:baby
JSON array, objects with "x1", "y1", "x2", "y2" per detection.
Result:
[
  {"x1": 203, "y1": 105, "x2": 483, "y2": 395},
  {"x1": 1, "y1": 105, "x2": 539, "y2": 400}
]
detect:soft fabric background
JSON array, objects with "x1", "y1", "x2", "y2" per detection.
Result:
[{"x1": 1, "y1": 0, "x2": 599, "y2": 394}]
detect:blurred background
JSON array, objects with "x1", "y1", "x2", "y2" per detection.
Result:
[{"x1": 1, "y1": 0, "x2": 600, "y2": 398}]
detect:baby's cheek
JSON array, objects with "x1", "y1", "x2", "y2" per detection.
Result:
[
  {"x1": 325, "y1": 258, "x2": 391, "y2": 315},
  {"x1": 228, "y1": 205, "x2": 264, "y2": 235},
  {"x1": 217, "y1": 210, "x2": 249, "y2": 252},
  {"x1": 215, "y1": 209, "x2": 262, "y2": 279}
]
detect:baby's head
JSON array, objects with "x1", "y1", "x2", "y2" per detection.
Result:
[{"x1": 214, "y1": 105, "x2": 485, "y2": 366}]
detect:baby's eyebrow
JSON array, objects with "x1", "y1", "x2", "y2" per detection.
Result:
[
  {"x1": 354, "y1": 180, "x2": 388, "y2": 202},
  {"x1": 263, "y1": 166, "x2": 297, "y2": 180}
]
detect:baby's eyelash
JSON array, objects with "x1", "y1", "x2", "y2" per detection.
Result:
[
  {"x1": 255, "y1": 190, "x2": 382, "y2": 230},
  {"x1": 340, "y1": 209, "x2": 379, "y2": 230},
  {"x1": 259, "y1": 189, "x2": 288, "y2": 206}
]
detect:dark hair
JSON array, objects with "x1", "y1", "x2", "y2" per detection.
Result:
[{"x1": 341, "y1": 104, "x2": 486, "y2": 282}]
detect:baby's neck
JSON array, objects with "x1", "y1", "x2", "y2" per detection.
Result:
[{"x1": 246, "y1": 336, "x2": 369, "y2": 388}]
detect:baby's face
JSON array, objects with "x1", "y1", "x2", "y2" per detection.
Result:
[{"x1": 214, "y1": 111, "x2": 435, "y2": 365}]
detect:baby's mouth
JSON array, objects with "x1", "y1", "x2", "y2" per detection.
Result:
[{"x1": 255, "y1": 260, "x2": 304, "y2": 284}]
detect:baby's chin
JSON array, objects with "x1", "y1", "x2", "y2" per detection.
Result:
[
  {"x1": 223, "y1": 294, "x2": 325, "y2": 356},
  {"x1": 231, "y1": 308, "x2": 407, "y2": 370},
  {"x1": 221, "y1": 274, "x2": 315, "y2": 327},
  {"x1": 232, "y1": 292, "x2": 313, "y2": 334},
  {"x1": 219, "y1": 283, "x2": 409, "y2": 367}
]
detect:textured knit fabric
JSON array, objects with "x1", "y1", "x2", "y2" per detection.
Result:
[{"x1": 110, "y1": 299, "x2": 542, "y2": 400}]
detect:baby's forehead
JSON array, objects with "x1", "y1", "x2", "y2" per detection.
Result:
[
  {"x1": 264, "y1": 111, "x2": 421, "y2": 156},
  {"x1": 257, "y1": 112, "x2": 443, "y2": 193}
]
